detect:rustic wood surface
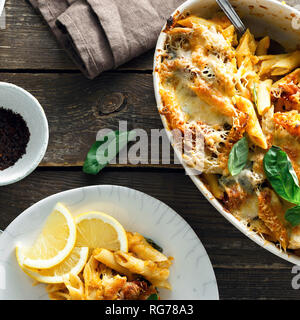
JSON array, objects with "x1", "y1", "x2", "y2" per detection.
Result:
[{"x1": 0, "y1": 0, "x2": 299, "y2": 300}]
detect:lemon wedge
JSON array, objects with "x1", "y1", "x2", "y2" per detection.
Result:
[
  {"x1": 16, "y1": 246, "x2": 88, "y2": 284},
  {"x1": 75, "y1": 211, "x2": 128, "y2": 252},
  {"x1": 17, "y1": 203, "x2": 76, "y2": 269}
]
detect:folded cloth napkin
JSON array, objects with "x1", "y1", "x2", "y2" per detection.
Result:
[{"x1": 28, "y1": 0, "x2": 184, "y2": 79}]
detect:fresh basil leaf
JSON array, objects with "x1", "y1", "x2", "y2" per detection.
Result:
[
  {"x1": 263, "y1": 146, "x2": 300, "y2": 204},
  {"x1": 228, "y1": 137, "x2": 249, "y2": 176},
  {"x1": 83, "y1": 130, "x2": 136, "y2": 175},
  {"x1": 285, "y1": 206, "x2": 300, "y2": 227},
  {"x1": 145, "y1": 237, "x2": 163, "y2": 253},
  {"x1": 147, "y1": 294, "x2": 159, "y2": 300}
]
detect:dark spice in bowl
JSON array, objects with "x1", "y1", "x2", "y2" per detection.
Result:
[{"x1": 0, "y1": 107, "x2": 30, "y2": 170}]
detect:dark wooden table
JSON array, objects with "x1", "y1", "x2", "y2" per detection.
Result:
[{"x1": 0, "y1": 0, "x2": 299, "y2": 300}]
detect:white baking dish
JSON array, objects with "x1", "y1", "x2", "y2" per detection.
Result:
[{"x1": 154, "y1": 0, "x2": 300, "y2": 264}]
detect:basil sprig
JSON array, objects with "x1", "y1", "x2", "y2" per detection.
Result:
[
  {"x1": 228, "y1": 137, "x2": 249, "y2": 176},
  {"x1": 263, "y1": 146, "x2": 300, "y2": 226},
  {"x1": 83, "y1": 130, "x2": 136, "y2": 175}
]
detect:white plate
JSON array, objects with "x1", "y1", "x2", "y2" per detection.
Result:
[
  {"x1": 0, "y1": 185, "x2": 218, "y2": 300},
  {"x1": 153, "y1": 0, "x2": 300, "y2": 265}
]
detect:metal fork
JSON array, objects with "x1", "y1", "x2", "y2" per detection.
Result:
[{"x1": 216, "y1": 0, "x2": 247, "y2": 35}]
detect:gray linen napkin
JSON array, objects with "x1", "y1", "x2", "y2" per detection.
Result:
[{"x1": 28, "y1": 0, "x2": 184, "y2": 79}]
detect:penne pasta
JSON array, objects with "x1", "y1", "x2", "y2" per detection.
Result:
[
  {"x1": 258, "y1": 188, "x2": 289, "y2": 250},
  {"x1": 127, "y1": 232, "x2": 170, "y2": 263},
  {"x1": 167, "y1": 27, "x2": 193, "y2": 36},
  {"x1": 256, "y1": 36, "x2": 270, "y2": 56},
  {"x1": 93, "y1": 248, "x2": 133, "y2": 279},
  {"x1": 236, "y1": 29, "x2": 257, "y2": 67},
  {"x1": 156, "y1": 258, "x2": 174, "y2": 269},
  {"x1": 211, "y1": 14, "x2": 232, "y2": 29},
  {"x1": 234, "y1": 95, "x2": 268, "y2": 149},
  {"x1": 189, "y1": 77, "x2": 238, "y2": 118},
  {"x1": 261, "y1": 106, "x2": 274, "y2": 147},
  {"x1": 114, "y1": 251, "x2": 170, "y2": 282},
  {"x1": 256, "y1": 79, "x2": 273, "y2": 115},
  {"x1": 273, "y1": 68, "x2": 300, "y2": 88},
  {"x1": 222, "y1": 25, "x2": 238, "y2": 46},
  {"x1": 64, "y1": 274, "x2": 85, "y2": 300},
  {"x1": 259, "y1": 51, "x2": 300, "y2": 77},
  {"x1": 177, "y1": 16, "x2": 219, "y2": 29},
  {"x1": 271, "y1": 51, "x2": 300, "y2": 76},
  {"x1": 149, "y1": 279, "x2": 172, "y2": 290},
  {"x1": 203, "y1": 173, "x2": 224, "y2": 199}
]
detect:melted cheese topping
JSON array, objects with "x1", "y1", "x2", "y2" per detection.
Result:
[
  {"x1": 175, "y1": 82, "x2": 230, "y2": 125},
  {"x1": 235, "y1": 194, "x2": 259, "y2": 220}
]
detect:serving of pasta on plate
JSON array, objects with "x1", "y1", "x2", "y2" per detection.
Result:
[
  {"x1": 15, "y1": 203, "x2": 173, "y2": 300},
  {"x1": 157, "y1": 12, "x2": 300, "y2": 253},
  {"x1": 47, "y1": 232, "x2": 172, "y2": 300}
]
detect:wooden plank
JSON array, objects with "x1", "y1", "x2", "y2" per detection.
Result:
[
  {"x1": 0, "y1": 168, "x2": 298, "y2": 299},
  {"x1": 0, "y1": 0, "x2": 153, "y2": 71},
  {"x1": 0, "y1": 72, "x2": 179, "y2": 167},
  {"x1": 216, "y1": 268, "x2": 300, "y2": 300}
]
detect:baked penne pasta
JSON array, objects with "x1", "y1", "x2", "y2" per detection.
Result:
[
  {"x1": 158, "y1": 12, "x2": 300, "y2": 252},
  {"x1": 148, "y1": 279, "x2": 172, "y2": 290},
  {"x1": 114, "y1": 251, "x2": 170, "y2": 283},
  {"x1": 127, "y1": 232, "x2": 170, "y2": 263},
  {"x1": 93, "y1": 248, "x2": 133, "y2": 279},
  {"x1": 271, "y1": 51, "x2": 300, "y2": 76},
  {"x1": 256, "y1": 36, "x2": 270, "y2": 56},
  {"x1": 177, "y1": 16, "x2": 219, "y2": 29},
  {"x1": 46, "y1": 231, "x2": 173, "y2": 300},
  {"x1": 256, "y1": 79, "x2": 273, "y2": 115},
  {"x1": 203, "y1": 173, "x2": 224, "y2": 199},
  {"x1": 234, "y1": 95, "x2": 268, "y2": 149},
  {"x1": 236, "y1": 29, "x2": 257, "y2": 68},
  {"x1": 259, "y1": 52, "x2": 300, "y2": 76},
  {"x1": 64, "y1": 274, "x2": 85, "y2": 300},
  {"x1": 258, "y1": 188, "x2": 289, "y2": 250},
  {"x1": 222, "y1": 25, "x2": 238, "y2": 47}
]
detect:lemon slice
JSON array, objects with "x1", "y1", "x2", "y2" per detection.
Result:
[
  {"x1": 18, "y1": 203, "x2": 76, "y2": 269},
  {"x1": 75, "y1": 211, "x2": 128, "y2": 252},
  {"x1": 16, "y1": 246, "x2": 89, "y2": 284}
]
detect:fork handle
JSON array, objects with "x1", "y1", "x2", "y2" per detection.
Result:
[{"x1": 216, "y1": 0, "x2": 247, "y2": 35}]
